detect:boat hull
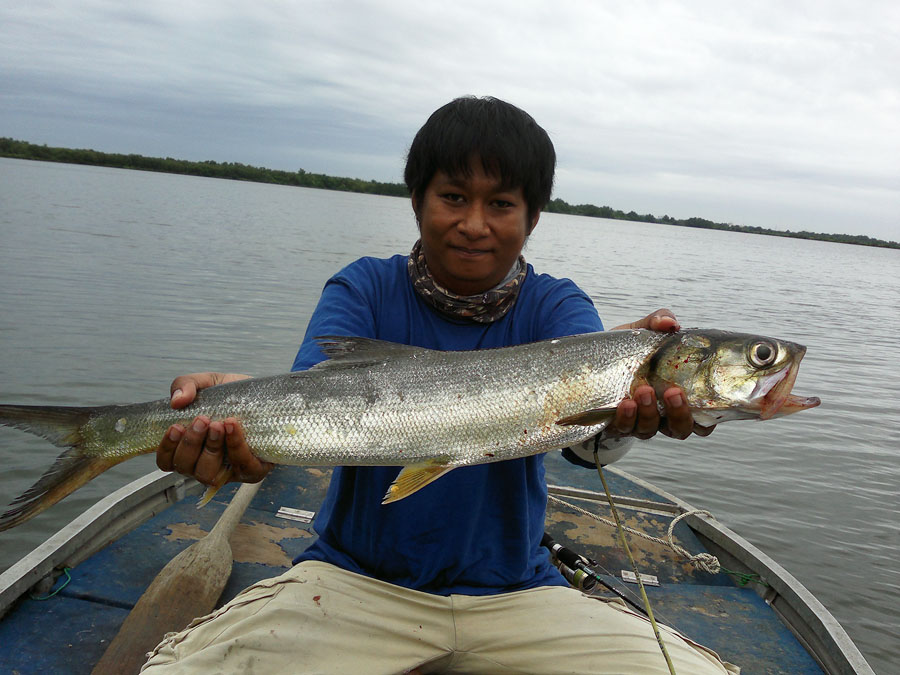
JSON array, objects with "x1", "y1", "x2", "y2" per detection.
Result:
[{"x1": 0, "y1": 455, "x2": 873, "y2": 674}]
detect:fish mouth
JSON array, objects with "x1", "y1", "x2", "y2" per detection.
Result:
[{"x1": 754, "y1": 362, "x2": 821, "y2": 420}]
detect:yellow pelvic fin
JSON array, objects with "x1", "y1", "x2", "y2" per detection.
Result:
[
  {"x1": 382, "y1": 461, "x2": 456, "y2": 504},
  {"x1": 196, "y1": 465, "x2": 234, "y2": 508}
]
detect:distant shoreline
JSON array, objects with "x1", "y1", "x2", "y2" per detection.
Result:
[{"x1": 2, "y1": 137, "x2": 896, "y2": 250}]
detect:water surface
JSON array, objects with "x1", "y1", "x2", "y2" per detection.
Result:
[{"x1": 1, "y1": 159, "x2": 897, "y2": 671}]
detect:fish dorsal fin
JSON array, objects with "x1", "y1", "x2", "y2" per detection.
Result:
[
  {"x1": 382, "y1": 460, "x2": 457, "y2": 504},
  {"x1": 556, "y1": 407, "x2": 618, "y2": 427},
  {"x1": 310, "y1": 336, "x2": 432, "y2": 370}
]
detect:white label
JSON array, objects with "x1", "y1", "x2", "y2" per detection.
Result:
[
  {"x1": 276, "y1": 507, "x2": 316, "y2": 523},
  {"x1": 621, "y1": 570, "x2": 660, "y2": 586}
]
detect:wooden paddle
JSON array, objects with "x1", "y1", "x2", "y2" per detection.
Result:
[{"x1": 92, "y1": 480, "x2": 263, "y2": 675}]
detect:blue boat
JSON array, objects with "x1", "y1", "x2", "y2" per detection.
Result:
[{"x1": 0, "y1": 452, "x2": 874, "y2": 674}]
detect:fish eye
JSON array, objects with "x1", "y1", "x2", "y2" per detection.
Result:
[{"x1": 748, "y1": 341, "x2": 777, "y2": 368}]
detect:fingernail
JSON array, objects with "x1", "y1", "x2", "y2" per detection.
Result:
[
  {"x1": 208, "y1": 427, "x2": 221, "y2": 442},
  {"x1": 192, "y1": 418, "x2": 208, "y2": 433},
  {"x1": 169, "y1": 426, "x2": 183, "y2": 442},
  {"x1": 171, "y1": 388, "x2": 183, "y2": 401},
  {"x1": 623, "y1": 404, "x2": 636, "y2": 419},
  {"x1": 224, "y1": 422, "x2": 234, "y2": 434},
  {"x1": 669, "y1": 394, "x2": 683, "y2": 408},
  {"x1": 639, "y1": 392, "x2": 653, "y2": 406}
]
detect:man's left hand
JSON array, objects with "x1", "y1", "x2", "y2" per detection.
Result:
[{"x1": 610, "y1": 308, "x2": 716, "y2": 441}]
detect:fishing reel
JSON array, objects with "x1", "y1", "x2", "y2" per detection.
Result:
[{"x1": 541, "y1": 533, "x2": 598, "y2": 592}]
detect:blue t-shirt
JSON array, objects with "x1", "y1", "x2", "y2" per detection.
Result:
[{"x1": 292, "y1": 254, "x2": 604, "y2": 595}]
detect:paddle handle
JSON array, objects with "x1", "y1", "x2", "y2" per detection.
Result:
[{"x1": 209, "y1": 480, "x2": 263, "y2": 538}]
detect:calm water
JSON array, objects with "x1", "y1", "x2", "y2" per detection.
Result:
[{"x1": 1, "y1": 159, "x2": 898, "y2": 671}]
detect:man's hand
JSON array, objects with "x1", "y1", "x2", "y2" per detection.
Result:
[
  {"x1": 610, "y1": 309, "x2": 715, "y2": 441},
  {"x1": 612, "y1": 308, "x2": 681, "y2": 333},
  {"x1": 610, "y1": 384, "x2": 715, "y2": 440},
  {"x1": 156, "y1": 372, "x2": 275, "y2": 485}
]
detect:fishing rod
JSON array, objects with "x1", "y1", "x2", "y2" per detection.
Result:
[{"x1": 541, "y1": 533, "x2": 649, "y2": 616}]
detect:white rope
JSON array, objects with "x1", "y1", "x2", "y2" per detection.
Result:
[
  {"x1": 666, "y1": 510, "x2": 721, "y2": 574},
  {"x1": 547, "y1": 494, "x2": 721, "y2": 574}
]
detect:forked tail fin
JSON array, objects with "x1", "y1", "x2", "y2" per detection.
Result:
[{"x1": 0, "y1": 404, "x2": 127, "y2": 532}]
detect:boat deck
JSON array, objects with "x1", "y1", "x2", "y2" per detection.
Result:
[
  {"x1": 543, "y1": 452, "x2": 823, "y2": 673},
  {"x1": 0, "y1": 456, "x2": 827, "y2": 673}
]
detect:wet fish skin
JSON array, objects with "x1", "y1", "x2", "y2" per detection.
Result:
[{"x1": 0, "y1": 329, "x2": 820, "y2": 531}]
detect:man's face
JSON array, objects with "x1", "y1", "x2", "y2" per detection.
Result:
[{"x1": 415, "y1": 163, "x2": 539, "y2": 296}]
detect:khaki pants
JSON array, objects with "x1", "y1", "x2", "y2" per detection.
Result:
[{"x1": 143, "y1": 561, "x2": 737, "y2": 674}]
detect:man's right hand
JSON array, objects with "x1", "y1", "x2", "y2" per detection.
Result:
[{"x1": 156, "y1": 372, "x2": 274, "y2": 485}]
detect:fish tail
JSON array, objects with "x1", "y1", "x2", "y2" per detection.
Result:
[{"x1": 0, "y1": 404, "x2": 128, "y2": 532}]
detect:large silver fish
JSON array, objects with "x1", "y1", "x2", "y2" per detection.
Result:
[{"x1": 0, "y1": 329, "x2": 820, "y2": 531}]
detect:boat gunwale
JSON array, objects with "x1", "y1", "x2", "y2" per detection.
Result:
[{"x1": 0, "y1": 470, "x2": 196, "y2": 618}]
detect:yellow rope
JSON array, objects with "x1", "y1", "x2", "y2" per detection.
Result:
[{"x1": 595, "y1": 453, "x2": 677, "y2": 675}]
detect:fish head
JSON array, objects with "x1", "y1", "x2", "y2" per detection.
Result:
[{"x1": 647, "y1": 330, "x2": 821, "y2": 426}]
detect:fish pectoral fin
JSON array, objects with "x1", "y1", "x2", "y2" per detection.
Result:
[
  {"x1": 382, "y1": 461, "x2": 456, "y2": 504},
  {"x1": 196, "y1": 465, "x2": 234, "y2": 508},
  {"x1": 555, "y1": 407, "x2": 618, "y2": 427}
]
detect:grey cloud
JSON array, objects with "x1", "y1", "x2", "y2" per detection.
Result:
[{"x1": 1, "y1": 1, "x2": 897, "y2": 239}]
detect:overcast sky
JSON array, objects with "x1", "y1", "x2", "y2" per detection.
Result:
[{"x1": 2, "y1": 1, "x2": 898, "y2": 240}]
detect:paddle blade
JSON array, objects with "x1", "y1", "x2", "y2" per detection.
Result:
[{"x1": 91, "y1": 481, "x2": 262, "y2": 675}]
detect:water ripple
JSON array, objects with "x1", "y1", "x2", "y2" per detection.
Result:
[{"x1": 1, "y1": 159, "x2": 897, "y2": 672}]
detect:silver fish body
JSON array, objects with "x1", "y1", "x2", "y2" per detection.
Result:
[
  {"x1": 227, "y1": 330, "x2": 662, "y2": 467},
  {"x1": 0, "y1": 329, "x2": 820, "y2": 530}
]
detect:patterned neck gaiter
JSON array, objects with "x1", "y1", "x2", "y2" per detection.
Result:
[{"x1": 407, "y1": 239, "x2": 527, "y2": 323}]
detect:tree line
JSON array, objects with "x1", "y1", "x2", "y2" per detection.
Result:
[
  {"x1": 544, "y1": 199, "x2": 898, "y2": 249},
  {"x1": 0, "y1": 137, "x2": 408, "y2": 197},
  {"x1": 2, "y1": 137, "x2": 896, "y2": 249}
]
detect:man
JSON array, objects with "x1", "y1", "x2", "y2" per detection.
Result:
[{"x1": 145, "y1": 97, "x2": 732, "y2": 673}]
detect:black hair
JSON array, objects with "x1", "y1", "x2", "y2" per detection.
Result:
[{"x1": 404, "y1": 96, "x2": 556, "y2": 221}]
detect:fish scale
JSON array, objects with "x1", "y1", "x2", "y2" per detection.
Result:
[
  {"x1": 235, "y1": 331, "x2": 658, "y2": 466},
  {"x1": 0, "y1": 329, "x2": 819, "y2": 531}
]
